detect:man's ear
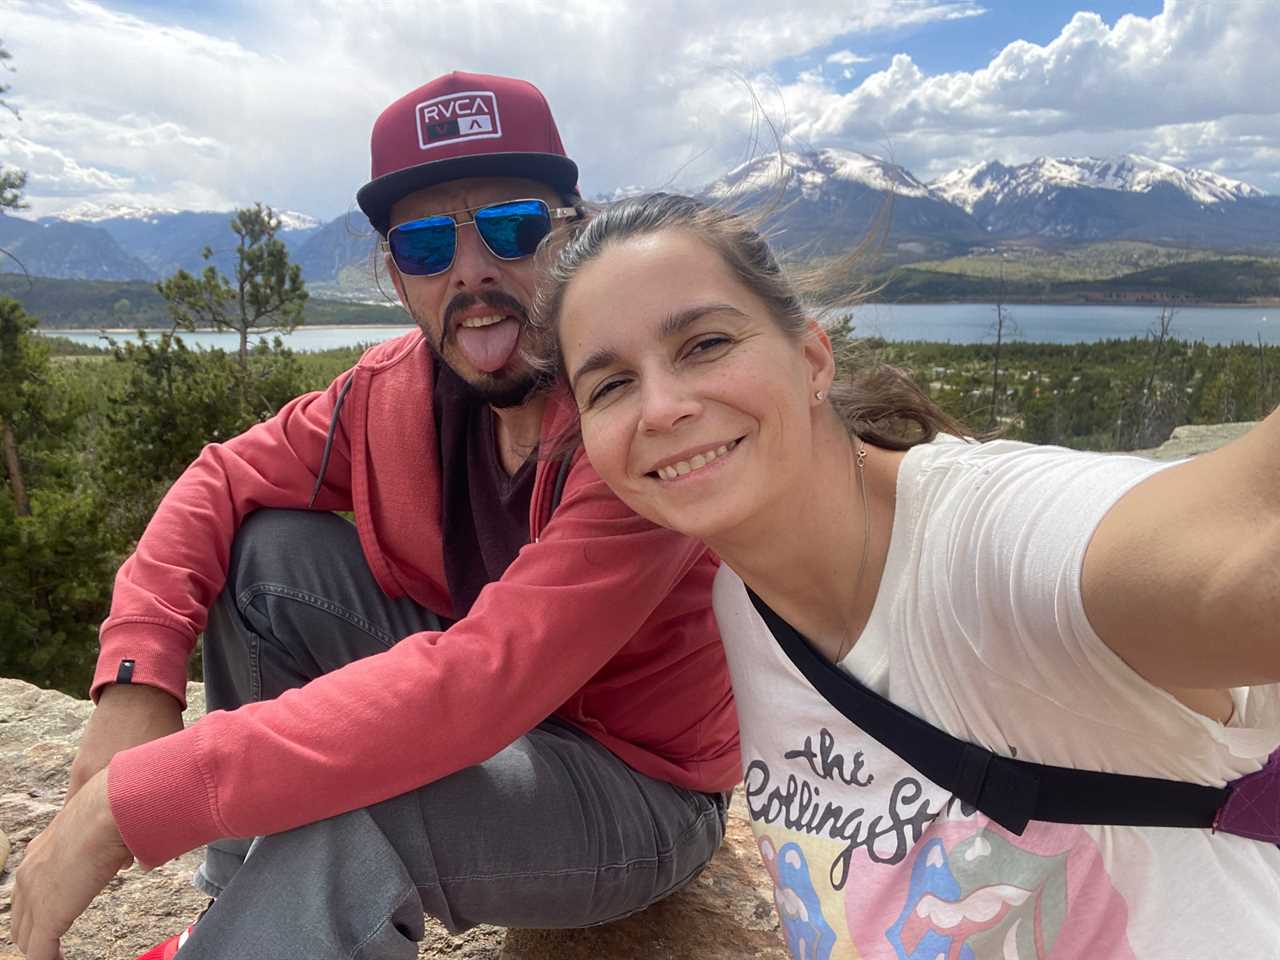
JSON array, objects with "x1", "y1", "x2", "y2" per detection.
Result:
[{"x1": 802, "y1": 318, "x2": 837, "y2": 401}]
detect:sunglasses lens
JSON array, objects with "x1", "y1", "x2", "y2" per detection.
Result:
[
  {"x1": 475, "y1": 200, "x2": 552, "y2": 260},
  {"x1": 388, "y1": 217, "x2": 455, "y2": 276}
]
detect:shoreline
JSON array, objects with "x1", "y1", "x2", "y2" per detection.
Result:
[{"x1": 37, "y1": 323, "x2": 420, "y2": 334}]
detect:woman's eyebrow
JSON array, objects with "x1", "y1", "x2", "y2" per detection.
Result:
[
  {"x1": 659, "y1": 303, "x2": 748, "y2": 338},
  {"x1": 569, "y1": 303, "x2": 750, "y2": 393},
  {"x1": 570, "y1": 348, "x2": 619, "y2": 394}
]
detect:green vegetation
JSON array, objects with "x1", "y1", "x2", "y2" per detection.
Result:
[
  {"x1": 158, "y1": 203, "x2": 308, "y2": 367},
  {"x1": 157, "y1": 203, "x2": 309, "y2": 413},
  {"x1": 909, "y1": 241, "x2": 1249, "y2": 283},
  {"x1": 0, "y1": 296, "x2": 361, "y2": 695},
  {"x1": 863, "y1": 258, "x2": 1280, "y2": 304},
  {"x1": 0, "y1": 38, "x2": 25, "y2": 214},
  {"x1": 832, "y1": 327, "x2": 1279, "y2": 452}
]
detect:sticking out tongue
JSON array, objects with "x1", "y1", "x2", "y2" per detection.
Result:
[{"x1": 455, "y1": 317, "x2": 521, "y2": 373}]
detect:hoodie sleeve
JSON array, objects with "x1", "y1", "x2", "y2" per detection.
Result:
[
  {"x1": 106, "y1": 455, "x2": 712, "y2": 869},
  {"x1": 91, "y1": 368, "x2": 357, "y2": 708}
]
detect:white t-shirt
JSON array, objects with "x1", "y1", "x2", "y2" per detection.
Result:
[{"x1": 715, "y1": 436, "x2": 1280, "y2": 960}]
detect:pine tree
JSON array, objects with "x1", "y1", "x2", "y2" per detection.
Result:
[
  {"x1": 0, "y1": 39, "x2": 26, "y2": 213},
  {"x1": 0, "y1": 297, "x2": 46, "y2": 514},
  {"x1": 157, "y1": 203, "x2": 308, "y2": 409}
]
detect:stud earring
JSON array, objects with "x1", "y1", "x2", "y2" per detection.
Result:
[{"x1": 815, "y1": 390, "x2": 826, "y2": 401}]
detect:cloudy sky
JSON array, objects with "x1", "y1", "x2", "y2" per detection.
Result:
[{"x1": 1, "y1": 0, "x2": 1276, "y2": 220}]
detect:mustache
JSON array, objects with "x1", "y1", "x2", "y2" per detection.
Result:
[{"x1": 443, "y1": 291, "x2": 529, "y2": 338}]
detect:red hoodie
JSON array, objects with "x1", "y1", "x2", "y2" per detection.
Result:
[{"x1": 96, "y1": 332, "x2": 740, "y2": 868}]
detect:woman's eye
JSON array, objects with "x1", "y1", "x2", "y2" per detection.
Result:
[
  {"x1": 685, "y1": 335, "x2": 733, "y2": 359},
  {"x1": 588, "y1": 378, "x2": 628, "y2": 406}
]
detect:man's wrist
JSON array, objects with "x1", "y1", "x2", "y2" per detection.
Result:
[{"x1": 97, "y1": 681, "x2": 183, "y2": 713}]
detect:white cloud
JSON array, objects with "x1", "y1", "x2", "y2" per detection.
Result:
[
  {"x1": 0, "y1": 136, "x2": 131, "y2": 194},
  {"x1": 778, "y1": 0, "x2": 1280, "y2": 190},
  {"x1": 0, "y1": 0, "x2": 1276, "y2": 220},
  {"x1": 826, "y1": 50, "x2": 874, "y2": 65}
]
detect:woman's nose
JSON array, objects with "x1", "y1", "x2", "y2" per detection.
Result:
[{"x1": 637, "y1": 372, "x2": 701, "y2": 434}]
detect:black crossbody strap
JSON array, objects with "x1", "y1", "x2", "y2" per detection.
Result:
[{"x1": 746, "y1": 588, "x2": 1227, "y2": 835}]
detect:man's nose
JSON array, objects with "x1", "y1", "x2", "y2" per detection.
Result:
[{"x1": 449, "y1": 221, "x2": 498, "y2": 289}]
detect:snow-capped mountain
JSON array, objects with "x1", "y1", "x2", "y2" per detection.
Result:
[
  {"x1": 53, "y1": 201, "x2": 186, "y2": 224},
  {"x1": 275, "y1": 210, "x2": 322, "y2": 232},
  {"x1": 54, "y1": 201, "x2": 322, "y2": 231},
  {"x1": 0, "y1": 213, "x2": 152, "y2": 281},
  {"x1": 707, "y1": 148, "x2": 935, "y2": 202},
  {"x1": 31, "y1": 207, "x2": 324, "y2": 280},
  {"x1": 703, "y1": 148, "x2": 985, "y2": 257},
  {"x1": 7, "y1": 151, "x2": 1278, "y2": 286},
  {"x1": 932, "y1": 155, "x2": 1264, "y2": 213},
  {"x1": 929, "y1": 155, "x2": 1274, "y2": 245}
]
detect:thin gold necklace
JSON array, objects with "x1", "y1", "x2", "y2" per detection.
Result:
[{"x1": 833, "y1": 439, "x2": 869, "y2": 664}]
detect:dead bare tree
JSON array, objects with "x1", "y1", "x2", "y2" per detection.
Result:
[
  {"x1": 1259, "y1": 332, "x2": 1270, "y2": 420},
  {"x1": 1116, "y1": 304, "x2": 1180, "y2": 450},
  {"x1": 988, "y1": 260, "x2": 1011, "y2": 428}
]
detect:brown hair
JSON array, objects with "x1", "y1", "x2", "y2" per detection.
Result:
[{"x1": 531, "y1": 192, "x2": 975, "y2": 450}]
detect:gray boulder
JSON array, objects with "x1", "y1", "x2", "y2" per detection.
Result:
[{"x1": 1131, "y1": 421, "x2": 1259, "y2": 460}]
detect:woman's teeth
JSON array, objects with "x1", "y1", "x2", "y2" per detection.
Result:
[
  {"x1": 459, "y1": 314, "x2": 507, "y2": 328},
  {"x1": 656, "y1": 440, "x2": 738, "y2": 481}
]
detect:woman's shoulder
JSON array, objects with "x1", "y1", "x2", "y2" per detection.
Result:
[
  {"x1": 907, "y1": 433, "x2": 1094, "y2": 470},
  {"x1": 901, "y1": 434, "x2": 1173, "y2": 500},
  {"x1": 711, "y1": 561, "x2": 747, "y2": 611}
]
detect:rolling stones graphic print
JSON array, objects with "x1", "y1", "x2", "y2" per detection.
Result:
[{"x1": 741, "y1": 727, "x2": 1133, "y2": 960}]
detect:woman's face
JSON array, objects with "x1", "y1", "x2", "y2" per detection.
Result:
[{"x1": 557, "y1": 229, "x2": 833, "y2": 543}]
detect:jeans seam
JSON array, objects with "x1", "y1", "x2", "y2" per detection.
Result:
[
  {"x1": 431, "y1": 805, "x2": 719, "y2": 885},
  {"x1": 238, "y1": 582, "x2": 398, "y2": 650},
  {"x1": 246, "y1": 629, "x2": 262, "y2": 703}
]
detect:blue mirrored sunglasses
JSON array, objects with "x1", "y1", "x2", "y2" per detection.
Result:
[{"x1": 383, "y1": 198, "x2": 576, "y2": 277}]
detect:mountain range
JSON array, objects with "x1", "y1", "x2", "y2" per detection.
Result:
[{"x1": 2, "y1": 152, "x2": 1275, "y2": 290}]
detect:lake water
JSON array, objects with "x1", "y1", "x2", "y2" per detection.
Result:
[
  {"x1": 40, "y1": 303, "x2": 1280, "y2": 351},
  {"x1": 849, "y1": 302, "x2": 1279, "y2": 345}
]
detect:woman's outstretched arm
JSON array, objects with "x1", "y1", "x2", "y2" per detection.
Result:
[{"x1": 1082, "y1": 406, "x2": 1280, "y2": 690}]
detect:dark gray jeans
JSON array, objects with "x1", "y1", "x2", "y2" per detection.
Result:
[{"x1": 180, "y1": 509, "x2": 726, "y2": 959}]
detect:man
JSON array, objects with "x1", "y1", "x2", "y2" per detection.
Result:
[{"x1": 11, "y1": 72, "x2": 739, "y2": 960}]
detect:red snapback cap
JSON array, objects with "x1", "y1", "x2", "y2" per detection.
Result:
[{"x1": 356, "y1": 71, "x2": 579, "y2": 235}]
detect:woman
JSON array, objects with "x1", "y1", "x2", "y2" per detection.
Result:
[{"x1": 533, "y1": 193, "x2": 1280, "y2": 958}]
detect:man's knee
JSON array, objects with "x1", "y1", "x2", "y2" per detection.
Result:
[{"x1": 229, "y1": 509, "x2": 356, "y2": 588}]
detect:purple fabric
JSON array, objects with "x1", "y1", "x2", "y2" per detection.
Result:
[{"x1": 1216, "y1": 748, "x2": 1280, "y2": 842}]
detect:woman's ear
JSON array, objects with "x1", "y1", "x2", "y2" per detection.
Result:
[{"x1": 801, "y1": 318, "x2": 837, "y2": 404}]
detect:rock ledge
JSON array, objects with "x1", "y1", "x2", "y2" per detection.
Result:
[{"x1": 0, "y1": 678, "x2": 782, "y2": 959}]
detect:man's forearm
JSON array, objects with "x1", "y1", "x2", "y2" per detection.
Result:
[{"x1": 68, "y1": 682, "x2": 184, "y2": 798}]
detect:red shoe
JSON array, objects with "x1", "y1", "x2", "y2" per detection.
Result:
[{"x1": 133, "y1": 924, "x2": 194, "y2": 960}]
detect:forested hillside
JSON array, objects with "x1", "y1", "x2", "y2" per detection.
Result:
[
  {"x1": 866, "y1": 258, "x2": 1280, "y2": 304},
  {"x1": 0, "y1": 274, "x2": 401, "y2": 328}
]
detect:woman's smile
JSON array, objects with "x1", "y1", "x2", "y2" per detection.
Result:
[{"x1": 647, "y1": 437, "x2": 744, "y2": 482}]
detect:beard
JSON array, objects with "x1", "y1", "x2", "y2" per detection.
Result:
[{"x1": 421, "y1": 290, "x2": 544, "y2": 408}]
